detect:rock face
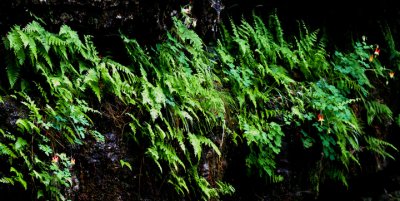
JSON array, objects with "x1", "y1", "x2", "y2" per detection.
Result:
[
  {"x1": 76, "y1": 132, "x2": 135, "y2": 201},
  {"x1": 0, "y1": 0, "x2": 224, "y2": 44},
  {"x1": 2, "y1": 0, "x2": 398, "y2": 47},
  {"x1": 1, "y1": 0, "x2": 164, "y2": 40},
  {"x1": 0, "y1": 97, "x2": 28, "y2": 133}
]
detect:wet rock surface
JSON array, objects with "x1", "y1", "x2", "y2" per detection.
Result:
[
  {"x1": 0, "y1": 97, "x2": 27, "y2": 131},
  {"x1": 0, "y1": 0, "x2": 223, "y2": 45},
  {"x1": 76, "y1": 132, "x2": 136, "y2": 201}
]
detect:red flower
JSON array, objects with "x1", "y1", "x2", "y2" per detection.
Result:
[
  {"x1": 317, "y1": 113, "x2": 324, "y2": 122},
  {"x1": 374, "y1": 46, "x2": 380, "y2": 57},
  {"x1": 389, "y1": 71, "x2": 395, "y2": 78},
  {"x1": 52, "y1": 155, "x2": 59, "y2": 163}
]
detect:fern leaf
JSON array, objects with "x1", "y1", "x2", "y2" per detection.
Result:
[
  {"x1": 0, "y1": 177, "x2": 15, "y2": 185},
  {"x1": 14, "y1": 137, "x2": 28, "y2": 151},
  {"x1": 0, "y1": 142, "x2": 17, "y2": 158},
  {"x1": 365, "y1": 136, "x2": 398, "y2": 160},
  {"x1": 6, "y1": 63, "x2": 20, "y2": 88},
  {"x1": 365, "y1": 101, "x2": 392, "y2": 125},
  {"x1": 83, "y1": 69, "x2": 101, "y2": 101},
  {"x1": 270, "y1": 13, "x2": 284, "y2": 46},
  {"x1": 188, "y1": 133, "x2": 202, "y2": 160}
]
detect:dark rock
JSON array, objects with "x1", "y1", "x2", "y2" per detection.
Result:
[{"x1": 0, "y1": 97, "x2": 27, "y2": 131}]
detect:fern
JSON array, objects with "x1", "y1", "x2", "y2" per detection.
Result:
[
  {"x1": 0, "y1": 142, "x2": 17, "y2": 158},
  {"x1": 294, "y1": 22, "x2": 329, "y2": 79},
  {"x1": 365, "y1": 136, "x2": 398, "y2": 160},
  {"x1": 267, "y1": 12, "x2": 285, "y2": 46},
  {"x1": 188, "y1": 133, "x2": 221, "y2": 161},
  {"x1": 365, "y1": 100, "x2": 393, "y2": 125}
]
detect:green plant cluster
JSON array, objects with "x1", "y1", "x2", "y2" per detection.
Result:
[{"x1": 0, "y1": 13, "x2": 398, "y2": 200}]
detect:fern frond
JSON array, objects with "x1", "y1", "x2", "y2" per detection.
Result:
[
  {"x1": 365, "y1": 101, "x2": 392, "y2": 125},
  {"x1": 0, "y1": 142, "x2": 17, "y2": 158},
  {"x1": 0, "y1": 177, "x2": 15, "y2": 185},
  {"x1": 188, "y1": 133, "x2": 221, "y2": 161},
  {"x1": 169, "y1": 171, "x2": 190, "y2": 195},
  {"x1": 6, "y1": 62, "x2": 20, "y2": 88},
  {"x1": 23, "y1": 21, "x2": 44, "y2": 33},
  {"x1": 365, "y1": 136, "x2": 398, "y2": 160},
  {"x1": 46, "y1": 33, "x2": 66, "y2": 47},
  {"x1": 269, "y1": 13, "x2": 284, "y2": 46}
]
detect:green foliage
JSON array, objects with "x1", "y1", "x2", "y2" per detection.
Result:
[
  {"x1": 216, "y1": 14, "x2": 300, "y2": 180},
  {"x1": 365, "y1": 136, "x2": 398, "y2": 160},
  {"x1": 1, "y1": 13, "x2": 398, "y2": 200},
  {"x1": 123, "y1": 18, "x2": 231, "y2": 199},
  {"x1": 1, "y1": 21, "x2": 105, "y2": 200},
  {"x1": 365, "y1": 101, "x2": 392, "y2": 125},
  {"x1": 294, "y1": 21, "x2": 329, "y2": 79},
  {"x1": 217, "y1": 13, "x2": 396, "y2": 192},
  {"x1": 120, "y1": 159, "x2": 133, "y2": 171},
  {"x1": 332, "y1": 41, "x2": 384, "y2": 97},
  {"x1": 0, "y1": 94, "x2": 78, "y2": 200}
]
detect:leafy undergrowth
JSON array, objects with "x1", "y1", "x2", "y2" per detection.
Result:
[{"x1": 0, "y1": 12, "x2": 399, "y2": 200}]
